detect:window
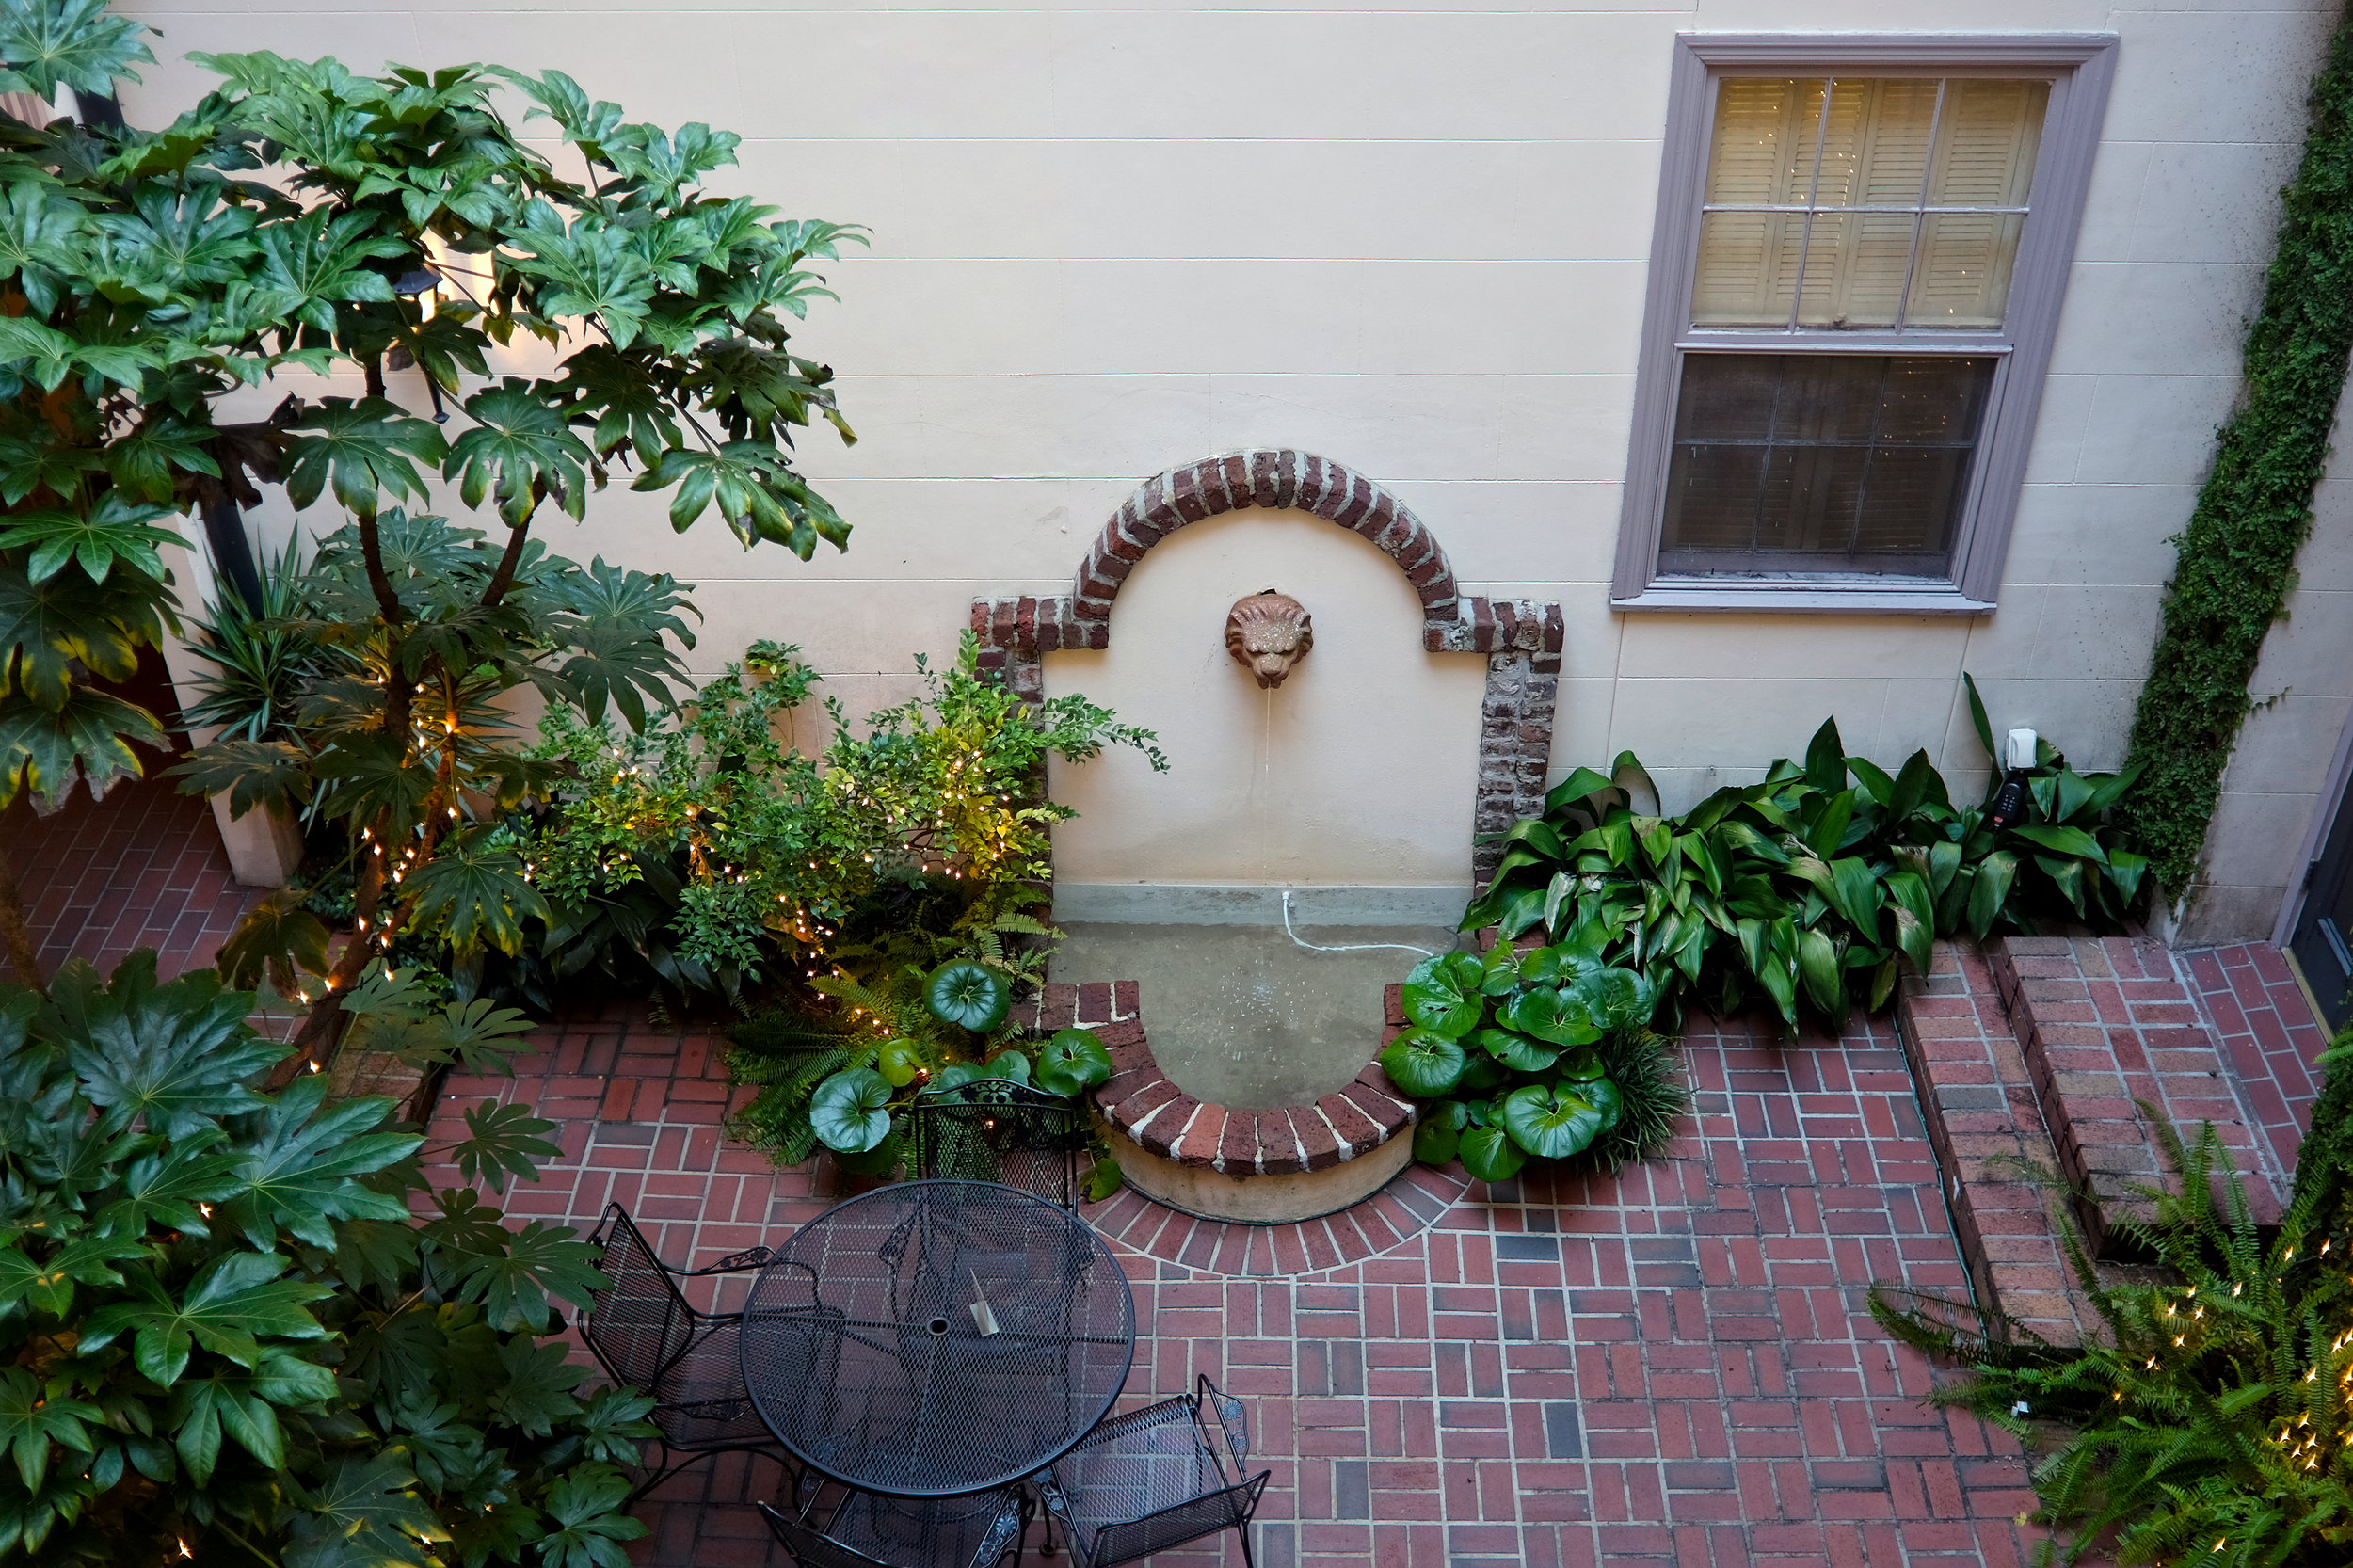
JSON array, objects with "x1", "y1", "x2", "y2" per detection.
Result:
[{"x1": 1613, "y1": 36, "x2": 2117, "y2": 612}]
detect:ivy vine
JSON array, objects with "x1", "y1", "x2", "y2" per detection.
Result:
[{"x1": 2120, "y1": 6, "x2": 2353, "y2": 899}]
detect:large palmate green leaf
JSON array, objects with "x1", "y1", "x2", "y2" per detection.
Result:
[
  {"x1": 221, "y1": 1074, "x2": 419, "y2": 1250},
  {"x1": 400, "y1": 837, "x2": 552, "y2": 957},
  {"x1": 0, "y1": 1367, "x2": 99, "y2": 1491},
  {"x1": 0, "y1": 1236, "x2": 142, "y2": 1317},
  {"x1": 66, "y1": 969, "x2": 280, "y2": 1137},
  {"x1": 451, "y1": 1100, "x2": 562, "y2": 1195},
  {"x1": 437, "y1": 1219, "x2": 604, "y2": 1334},
  {"x1": 286, "y1": 1450, "x2": 448, "y2": 1568},
  {"x1": 1402, "y1": 952, "x2": 1485, "y2": 1038},
  {"x1": 0, "y1": 686, "x2": 162, "y2": 810},
  {"x1": 0, "y1": 494, "x2": 183, "y2": 585},
  {"x1": 446, "y1": 378, "x2": 596, "y2": 525},
  {"x1": 279, "y1": 397, "x2": 449, "y2": 520},
  {"x1": 534, "y1": 1462, "x2": 647, "y2": 1568},
  {"x1": 79, "y1": 1251, "x2": 332, "y2": 1387}
]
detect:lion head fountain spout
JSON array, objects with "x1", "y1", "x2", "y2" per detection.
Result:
[{"x1": 1225, "y1": 590, "x2": 1313, "y2": 689}]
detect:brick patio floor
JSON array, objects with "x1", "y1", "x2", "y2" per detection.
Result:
[
  {"x1": 2, "y1": 771, "x2": 259, "y2": 984},
  {"x1": 14, "y1": 786, "x2": 2342, "y2": 1567},
  {"x1": 426, "y1": 1005, "x2": 2049, "y2": 1568}
]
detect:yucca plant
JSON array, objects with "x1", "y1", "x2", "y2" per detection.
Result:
[
  {"x1": 1872, "y1": 1068, "x2": 2353, "y2": 1568},
  {"x1": 180, "y1": 535, "x2": 328, "y2": 744}
]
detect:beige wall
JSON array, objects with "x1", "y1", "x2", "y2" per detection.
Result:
[
  {"x1": 117, "y1": 0, "x2": 2346, "y2": 930},
  {"x1": 1044, "y1": 509, "x2": 1488, "y2": 888}
]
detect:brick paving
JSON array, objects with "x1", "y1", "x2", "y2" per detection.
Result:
[
  {"x1": 2184, "y1": 943, "x2": 2335, "y2": 1174},
  {"x1": 425, "y1": 1004, "x2": 2052, "y2": 1568},
  {"x1": 13, "y1": 782, "x2": 2346, "y2": 1566},
  {"x1": 0, "y1": 771, "x2": 259, "y2": 984}
]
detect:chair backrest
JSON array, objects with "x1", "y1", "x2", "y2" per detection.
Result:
[
  {"x1": 1085, "y1": 1472, "x2": 1269, "y2": 1568},
  {"x1": 581, "y1": 1204, "x2": 699, "y2": 1390},
  {"x1": 906, "y1": 1082, "x2": 1087, "y2": 1208},
  {"x1": 758, "y1": 1504, "x2": 894, "y2": 1568}
]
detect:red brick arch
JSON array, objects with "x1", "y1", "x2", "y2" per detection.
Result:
[
  {"x1": 1069, "y1": 450, "x2": 1460, "y2": 633},
  {"x1": 968, "y1": 449, "x2": 1565, "y2": 882}
]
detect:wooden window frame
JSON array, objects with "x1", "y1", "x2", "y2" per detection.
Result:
[{"x1": 1612, "y1": 33, "x2": 2119, "y2": 614}]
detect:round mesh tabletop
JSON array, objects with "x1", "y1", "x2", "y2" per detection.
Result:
[{"x1": 739, "y1": 1179, "x2": 1137, "y2": 1496}]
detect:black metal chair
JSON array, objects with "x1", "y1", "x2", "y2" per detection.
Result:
[
  {"x1": 579, "y1": 1203, "x2": 801, "y2": 1503},
  {"x1": 1033, "y1": 1375, "x2": 1269, "y2": 1568},
  {"x1": 905, "y1": 1081, "x2": 1089, "y2": 1209},
  {"x1": 758, "y1": 1480, "x2": 1030, "y2": 1568}
]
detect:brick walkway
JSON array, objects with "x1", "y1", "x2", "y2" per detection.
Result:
[
  {"x1": 428, "y1": 1005, "x2": 2048, "y2": 1568},
  {"x1": 0, "y1": 771, "x2": 259, "y2": 984},
  {"x1": 13, "y1": 783, "x2": 2343, "y2": 1566}
]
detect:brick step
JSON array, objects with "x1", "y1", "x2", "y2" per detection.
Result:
[{"x1": 1990, "y1": 936, "x2": 2286, "y2": 1253}]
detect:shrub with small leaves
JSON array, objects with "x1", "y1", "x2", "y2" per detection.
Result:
[{"x1": 0, "y1": 951, "x2": 649, "y2": 1568}]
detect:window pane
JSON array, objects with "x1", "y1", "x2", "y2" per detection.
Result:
[
  {"x1": 1659, "y1": 353, "x2": 1993, "y2": 577},
  {"x1": 1705, "y1": 78, "x2": 1827, "y2": 205},
  {"x1": 1907, "y1": 211, "x2": 2025, "y2": 327},
  {"x1": 1928, "y1": 79, "x2": 2047, "y2": 207},
  {"x1": 1693, "y1": 210, "x2": 1804, "y2": 326},
  {"x1": 1796, "y1": 211, "x2": 1918, "y2": 328},
  {"x1": 1813, "y1": 78, "x2": 1940, "y2": 208},
  {"x1": 1694, "y1": 72, "x2": 2046, "y2": 333}
]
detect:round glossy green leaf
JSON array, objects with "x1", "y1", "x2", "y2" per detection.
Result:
[
  {"x1": 975, "y1": 1049, "x2": 1032, "y2": 1086},
  {"x1": 1581, "y1": 967, "x2": 1658, "y2": 1032},
  {"x1": 1471, "y1": 1028, "x2": 1560, "y2": 1073},
  {"x1": 1458, "y1": 1053, "x2": 1507, "y2": 1093},
  {"x1": 925, "y1": 960, "x2": 1011, "y2": 1032},
  {"x1": 1499, "y1": 1081, "x2": 1609, "y2": 1160},
  {"x1": 1035, "y1": 1028, "x2": 1113, "y2": 1096},
  {"x1": 876, "y1": 1040, "x2": 924, "y2": 1088},
  {"x1": 1501, "y1": 985, "x2": 1600, "y2": 1047},
  {"x1": 1379, "y1": 1027, "x2": 1468, "y2": 1097},
  {"x1": 1582, "y1": 1077, "x2": 1625, "y2": 1131},
  {"x1": 934, "y1": 1062, "x2": 980, "y2": 1091},
  {"x1": 1412, "y1": 1118, "x2": 1460, "y2": 1166},
  {"x1": 1553, "y1": 1047, "x2": 1606, "y2": 1082},
  {"x1": 810, "y1": 1068, "x2": 894, "y2": 1153},
  {"x1": 1457, "y1": 1125, "x2": 1527, "y2": 1183},
  {"x1": 1402, "y1": 951, "x2": 1486, "y2": 1039},
  {"x1": 1518, "y1": 942, "x2": 1608, "y2": 987}
]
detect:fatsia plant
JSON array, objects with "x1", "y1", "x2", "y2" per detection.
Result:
[
  {"x1": 0, "y1": 0, "x2": 860, "y2": 1016},
  {"x1": 1462, "y1": 678, "x2": 2145, "y2": 1032},
  {"x1": 0, "y1": 950, "x2": 648, "y2": 1568},
  {"x1": 1382, "y1": 933, "x2": 1686, "y2": 1182},
  {"x1": 184, "y1": 506, "x2": 698, "y2": 1034}
]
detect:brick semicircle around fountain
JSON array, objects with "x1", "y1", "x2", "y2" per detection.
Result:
[{"x1": 1010, "y1": 980, "x2": 1421, "y2": 1225}]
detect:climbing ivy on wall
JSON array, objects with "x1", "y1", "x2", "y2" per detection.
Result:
[{"x1": 2119, "y1": 4, "x2": 2353, "y2": 900}]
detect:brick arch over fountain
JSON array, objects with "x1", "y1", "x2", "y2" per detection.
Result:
[{"x1": 970, "y1": 449, "x2": 1566, "y2": 881}]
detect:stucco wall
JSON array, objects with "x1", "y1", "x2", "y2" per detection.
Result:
[{"x1": 115, "y1": 0, "x2": 2343, "y2": 930}]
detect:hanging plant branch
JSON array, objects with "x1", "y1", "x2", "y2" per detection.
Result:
[{"x1": 2120, "y1": 9, "x2": 2353, "y2": 901}]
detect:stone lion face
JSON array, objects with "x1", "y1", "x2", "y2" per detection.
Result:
[{"x1": 1225, "y1": 590, "x2": 1313, "y2": 689}]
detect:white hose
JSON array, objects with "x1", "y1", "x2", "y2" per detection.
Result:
[{"x1": 1279, "y1": 891, "x2": 1438, "y2": 958}]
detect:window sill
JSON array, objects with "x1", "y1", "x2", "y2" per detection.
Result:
[{"x1": 1612, "y1": 584, "x2": 1997, "y2": 616}]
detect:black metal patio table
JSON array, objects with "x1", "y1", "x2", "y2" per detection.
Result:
[{"x1": 739, "y1": 1178, "x2": 1137, "y2": 1496}]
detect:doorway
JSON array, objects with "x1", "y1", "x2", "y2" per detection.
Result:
[{"x1": 2291, "y1": 762, "x2": 2353, "y2": 1031}]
